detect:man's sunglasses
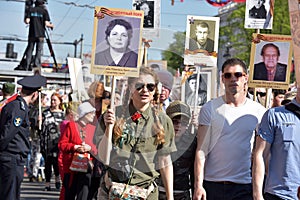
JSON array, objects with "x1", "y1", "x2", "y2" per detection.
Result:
[
  {"x1": 135, "y1": 83, "x2": 156, "y2": 92},
  {"x1": 223, "y1": 72, "x2": 246, "y2": 79}
]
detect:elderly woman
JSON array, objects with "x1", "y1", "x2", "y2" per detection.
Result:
[
  {"x1": 94, "y1": 18, "x2": 138, "y2": 68},
  {"x1": 58, "y1": 101, "x2": 96, "y2": 200},
  {"x1": 96, "y1": 67, "x2": 176, "y2": 199}
]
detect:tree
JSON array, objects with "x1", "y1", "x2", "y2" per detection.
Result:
[{"x1": 161, "y1": 31, "x2": 185, "y2": 73}]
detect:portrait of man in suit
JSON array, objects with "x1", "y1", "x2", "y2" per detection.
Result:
[
  {"x1": 189, "y1": 21, "x2": 215, "y2": 53},
  {"x1": 253, "y1": 43, "x2": 287, "y2": 82}
]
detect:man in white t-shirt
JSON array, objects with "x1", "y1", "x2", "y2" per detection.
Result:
[{"x1": 193, "y1": 58, "x2": 266, "y2": 200}]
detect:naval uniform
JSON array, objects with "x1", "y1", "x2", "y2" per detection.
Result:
[{"x1": 0, "y1": 96, "x2": 30, "y2": 200}]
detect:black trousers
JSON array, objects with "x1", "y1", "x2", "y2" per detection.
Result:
[
  {"x1": 0, "y1": 153, "x2": 26, "y2": 200},
  {"x1": 63, "y1": 172, "x2": 92, "y2": 200},
  {"x1": 44, "y1": 154, "x2": 60, "y2": 182},
  {"x1": 203, "y1": 180, "x2": 253, "y2": 200},
  {"x1": 25, "y1": 37, "x2": 44, "y2": 69},
  {"x1": 264, "y1": 193, "x2": 284, "y2": 200}
]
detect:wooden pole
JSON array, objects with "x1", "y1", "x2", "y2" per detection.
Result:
[{"x1": 98, "y1": 76, "x2": 116, "y2": 165}]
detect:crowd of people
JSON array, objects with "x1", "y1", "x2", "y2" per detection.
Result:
[{"x1": 0, "y1": 59, "x2": 300, "y2": 200}]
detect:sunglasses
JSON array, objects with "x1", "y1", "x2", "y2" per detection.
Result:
[
  {"x1": 223, "y1": 72, "x2": 246, "y2": 79},
  {"x1": 135, "y1": 83, "x2": 156, "y2": 92}
]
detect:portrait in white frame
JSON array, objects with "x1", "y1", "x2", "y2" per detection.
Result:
[
  {"x1": 184, "y1": 15, "x2": 220, "y2": 67},
  {"x1": 132, "y1": 0, "x2": 161, "y2": 38},
  {"x1": 244, "y1": 0, "x2": 274, "y2": 29}
]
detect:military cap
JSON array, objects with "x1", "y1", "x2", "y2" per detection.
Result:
[
  {"x1": 166, "y1": 100, "x2": 191, "y2": 120},
  {"x1": 17, "y1": 75, "x2": 47, "y2": 91},
  {"x1": 2, "y1": 82, "x2": 15, "y2": 95}
]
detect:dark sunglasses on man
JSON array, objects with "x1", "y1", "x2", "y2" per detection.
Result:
[
  {"x1": 135, "y1": 83, "x2": 156, "y2": 92},
  {"x1": 223, "y1": 72, "x2": 246, "y2": 79}
]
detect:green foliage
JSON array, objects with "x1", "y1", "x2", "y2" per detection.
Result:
[{"x1": 161, "y1": 31, "x2": 185, "y2": 72}]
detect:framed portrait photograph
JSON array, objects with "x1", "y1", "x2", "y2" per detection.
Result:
[
  {"x1": 181, "y1": 70, "x2": 212, "y2": 108},
  {"x1": 147, "y1": 60, "x2": 167, "y2": 71},
  {"x1": 132, "y1": 0, "x2": 161, "y2": 38},
  {"x1": 91, "y1": 7, "x2": 144, "y2": 78},
  {"x1": 244, "y1": 0, "x2": 274, "y2": 29},
  {"x1": 248, "y1": 33, "x2": 292, "y2": 90},
  {"x1": 184, "y1": 15, "x2": 220, "y2": 67}
]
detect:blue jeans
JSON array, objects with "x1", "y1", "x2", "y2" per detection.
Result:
[{"x1": 204, "y1": 180, "x2": 253, "y2": 200}]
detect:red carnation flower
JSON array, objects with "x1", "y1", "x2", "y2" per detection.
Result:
[{"x1": 131, "y1": 112, "x2": 142, "y2": 122}]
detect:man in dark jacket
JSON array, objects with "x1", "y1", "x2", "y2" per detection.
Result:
[
  {"x1": 0, "y1": 75, "x2": 46, "y2": 200},
  {"x1": 253, "y1": 43, "x2": 287, "y2": 82}
]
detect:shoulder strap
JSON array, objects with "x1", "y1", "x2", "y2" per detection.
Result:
[{"x1": 285, "y1": 103, "x2": 300, "y2": 120}]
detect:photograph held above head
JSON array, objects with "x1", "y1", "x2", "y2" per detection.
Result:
[
  {"x1": 193, "y1": 58, "x2": 266, "y2": 200},
  {"x1": 96, "y1": 67, "x2": 176, "y2": 200},
  {"x1": 185, "y1": 73, "x2": 207, "y2": 106},
  {"x1": 58, "y1": 101, "x2": 99, "y2": 200},
  {"x1": 0, "y1": 75, "x2": 46, "y2": 200},
  {"x1": 249, "y1": 0, "x2": 267, "y2": 19},
  {"x1": 252, "y1": 87, "x2": 300, "y2": 200},
  {"x1": 140, "y1": 1, "x2": 154, "y2": 28},
  {"x1": 158, "y1": 101, "x2": 197, "y2": 200},
  {"x1": 94, "y1": 18, "x2": 138, "y2": 68},
  {"x1": 189, "y1": 21, "x2": 214, "y2": 53},
  {"x1": 253, "y1": 43, "x2": 287, "y2": 82}
]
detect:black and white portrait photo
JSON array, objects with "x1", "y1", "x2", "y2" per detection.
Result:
[
  {"x1": 249, "y1": 0, "x2": 267, "y2": 19},
  {"x1": 184, "y1": 73, "x2": 209, "y2": 107},
  {"x1": 91, "y1": 7, "x2": 144, "y2": 77},
  {"x1": 132, "y1": 0, "x2": 161, "y2": 38},
  {"x1": 184, "y1": 15, "x2": 219, "y2": 66},
  {"x1": 134, "y1": 0, "x2": 154, "y2": 28},
  {"x1": 244, "y1": 0, "x2": 273, "y2": 29}
]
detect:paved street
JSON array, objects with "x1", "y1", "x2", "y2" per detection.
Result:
[{"x1": 21, "y1": 177, "x2": 60, "y2": 200}]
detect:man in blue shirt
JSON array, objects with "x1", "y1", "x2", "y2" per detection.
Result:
[{"x1": 252, "y1": 87, "x2": 300, "y2": 200}]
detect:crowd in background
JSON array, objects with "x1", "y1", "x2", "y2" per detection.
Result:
[{"x1": 0, "y1": 60, "x2": 299, "y2": 200}]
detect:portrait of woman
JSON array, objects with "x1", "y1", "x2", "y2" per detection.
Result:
[
  {"x1": 94, "y1": 18, "x2": 138, "y2": 68},
  {"x1": 96, "y1": 67, "x2": 176, "y2": 199}
]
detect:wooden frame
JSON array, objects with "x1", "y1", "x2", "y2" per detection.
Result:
[
  {"x1": 248, "y1": 33, "x2": 292, "y2": 90},
  {"x1": 91, "y1": 7, "x2": 144, "y2": 78}
]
